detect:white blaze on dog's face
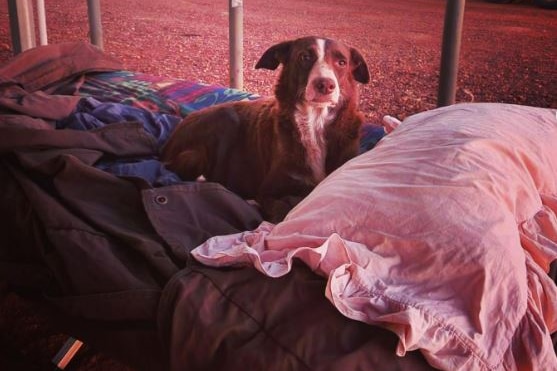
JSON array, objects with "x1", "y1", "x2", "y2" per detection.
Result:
[{"x1": 304, "y1": 38, "x2": 341, "y2": 107}]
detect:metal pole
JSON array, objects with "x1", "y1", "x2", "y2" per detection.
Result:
[
  {"x1": 36, "y1": 0, "x2": 48, "y2": 45},
  {"x1": 437, "y1": 0, "x2": 465, "y2": 107},
  {"x1": 229, "y1": 0, "x2": 244, "y2": 90},
  {"x1": 87, "y1": 0, "x2": 104, "y2": 49},
  {"x1": 7, "y1": 0, "x2": 36, "y2": 54}
]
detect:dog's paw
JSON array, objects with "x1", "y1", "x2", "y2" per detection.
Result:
[
  {"x1": 261, "y1": 196, "x2": 304, "y2": 223},
  {"x1": 382, "y1": 115, "x2": 402, "y2": 133}
]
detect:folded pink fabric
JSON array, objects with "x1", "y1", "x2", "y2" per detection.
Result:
[{"x1": 193, "y1": 103, "x2": 557, "y2": 370}]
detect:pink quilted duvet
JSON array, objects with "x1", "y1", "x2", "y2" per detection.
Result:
[{"x1": 192, "y1": 103, "x2": 557, "y2": 370}]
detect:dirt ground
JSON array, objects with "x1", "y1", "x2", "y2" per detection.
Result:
[
  {"x1": 1, "y1": 0, "x2": 556, "y2": 122},
  {"x1": 0, "y1": 0, "x2": 556, "y2": 370}
]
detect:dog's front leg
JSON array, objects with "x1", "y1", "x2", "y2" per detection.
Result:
[
  {"x1": 257, "y1": 171, "x2": 314, "y2": 223},
  {"x1": 163, "y1": 147, "x2": 208, "y2": 181},
  {"x1": 258, "y1": 195, "x2": 306, "y2": 223}
]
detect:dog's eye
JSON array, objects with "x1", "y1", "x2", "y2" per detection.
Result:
[
  {"x1": 337, "y1": 59, "x2": 347, "y2": 67},
  {"x1": 299, "y1": 53, "x2": 312, "y2": 63}
]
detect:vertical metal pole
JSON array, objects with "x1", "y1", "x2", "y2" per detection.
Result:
[
  {"x1": 87, "y1": 0, "x2": 104, "y2": 49},
  {"x1": 229, "y1": 0, "x2": 244, "y2": 90},
  {"x1": 438, "y1": 0, "x2": 465, "y2": 107},
  {"x1": 7, "y1": 0, "x2": 36, "y2": 54},
  {"x1": 36, "y1": 0, "x2": 48, "y2": 45}
]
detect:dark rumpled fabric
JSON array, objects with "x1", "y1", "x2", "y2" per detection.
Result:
[
  {"x1": 0, "y1": 121, "x2": 263, "y2": 371},
  {"x1": 0, "y1": 41, "x2": 123, "y2": 92},
  {"x1": 159, "y1": 263, "x2": 434, "y2": 371},
  {"x1": 0, "y1": 41, "x2": 123, "y2": 120},
  {"x1": 0, "y1": 120, "x2": 262, "y2": 318}
]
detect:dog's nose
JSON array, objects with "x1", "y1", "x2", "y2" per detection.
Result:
[{"x1": 313, "y1": 77, "x2": 336, "y2": 95}]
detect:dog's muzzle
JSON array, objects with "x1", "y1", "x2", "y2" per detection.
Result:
[{"x1": 306, "y1": 75, "x2": 340, "y2": 106}]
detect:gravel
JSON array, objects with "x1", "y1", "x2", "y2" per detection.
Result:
[{"x1": 1, "y1": 0, "x2": 555, "y2": 124}]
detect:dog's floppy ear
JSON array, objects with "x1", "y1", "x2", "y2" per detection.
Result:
[
  {"x1": 350, "y1": 48, "x2": 370, "y2": 84},
  {"x1": 255, "y1": 41, "x2": 293, "y2": 70}
]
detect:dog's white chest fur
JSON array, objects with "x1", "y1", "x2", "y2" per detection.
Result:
[{"x1": 294, "y1": 104, "x2": 335, "y2": 182}]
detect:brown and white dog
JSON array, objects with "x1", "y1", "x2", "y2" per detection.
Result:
[{"x1": 161, "y1": 36, "x2": 370, "y2": 222}]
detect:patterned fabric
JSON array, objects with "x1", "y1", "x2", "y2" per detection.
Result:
[
  {"x1": 78, "y1": 71, "x2": 386, "y2": 151},
  {"x1": 79, "y1": 71, "x2": 259, "y2": 117}
]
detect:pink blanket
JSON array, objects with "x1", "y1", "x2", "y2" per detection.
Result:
[{"x1": 192, "y1": 103, "x2": 557, "y2": 370}]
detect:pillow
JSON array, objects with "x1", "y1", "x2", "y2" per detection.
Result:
[{"x1": 193, "y1": 103, "x2": 557, "y2": 370}]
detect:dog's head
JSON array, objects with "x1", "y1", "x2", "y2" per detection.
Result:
[{"x1": 255, "y1": 36, "x2": 370, "y2": 109}]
